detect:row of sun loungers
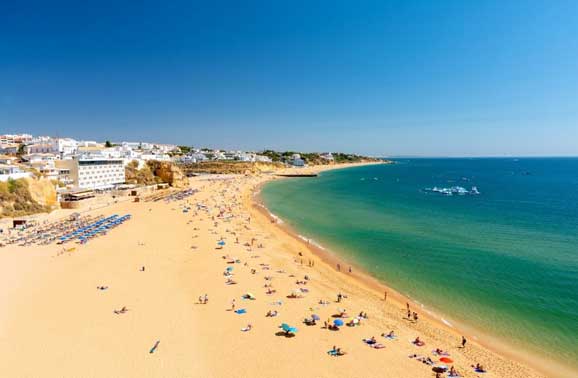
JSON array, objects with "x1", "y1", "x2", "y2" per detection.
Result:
[{"x1": 57, "y1": 214, "x2": 132, "y2": 244}]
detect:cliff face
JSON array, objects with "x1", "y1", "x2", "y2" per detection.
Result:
[
  {"x1": 125, "y1": 160, "x2": 187, "y2": 187},
  {"x1": 27, "y1": 178, "x2": 59, "y2": 209},
  {"x1": 179, "y1": 161, "x2": 284, "y2": 175},
  {"x1": 0, "y1": 177, "x2": 56, "y2": 218},
  {"x1": 146, "y1": 161, "x2": 188, "y2": 188}
]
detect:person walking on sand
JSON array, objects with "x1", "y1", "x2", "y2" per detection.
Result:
[
  {"x1": 231, "y1": 299, "x2": 236, "y2": 311},
  {"x1": 337, "y1": 263, "x2": 341, "y2": 272},
  {"x1": 384, "y1": 291, "x2": 387, "y2": 302},
  {"x1": 461, "y1": 336, "x2": 467, "y2": 348}
]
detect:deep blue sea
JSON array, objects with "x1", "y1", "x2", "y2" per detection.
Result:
[{"x1": 261, "y1": 158, "x2": 578, "y2": 368}]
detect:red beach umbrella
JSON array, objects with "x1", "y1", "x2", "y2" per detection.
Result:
[{"x1": 440, "y1": 357, "x2": 453, "y2": 363}]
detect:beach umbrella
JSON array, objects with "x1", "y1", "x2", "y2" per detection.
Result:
[
  {"x1": 226, "y1": 266, "x2": 234, "y2": 271},
  {"x1": 333, "y1": 319, "x2": 344, "y2": 327},
  {"x1": 217, "y1": 240, "x2": 226, "y2": 246},
  {"x1": 311, "y1": 314, "x2": 320, "y2": 321},
  {"x1": 280, "y1": 323, "x2": 297, "y2": 333},
  {"x1": 440, "y1": 357, "x2": 453, "y2": 363}
]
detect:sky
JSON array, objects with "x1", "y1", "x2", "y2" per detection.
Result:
[{"x1": 1, "y1": 0, "x2": 578, "y2": 156}]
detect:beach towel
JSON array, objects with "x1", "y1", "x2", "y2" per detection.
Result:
[
  {"x1": 235, "y1": 309, "x2": 247, "y2": 314},
  {"x1": 371, "y1": 343, "x2": 385, "y2": 349}
]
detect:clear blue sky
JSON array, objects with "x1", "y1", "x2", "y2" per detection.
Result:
[{"x1": 2, "y1": 1, "x2": 578, "y2": 156}]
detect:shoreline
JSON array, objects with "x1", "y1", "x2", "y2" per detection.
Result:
[
  {"x1": 0, "y1": 162, "x2": 573, "y2": 378},
  {"x1": 252, "y1": 162, "x2": 575, "y2": 378}
]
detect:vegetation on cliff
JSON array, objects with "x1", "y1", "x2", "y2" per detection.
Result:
[
  {"x1": 0, "y1": 178, "x2": 51, "y2": 218},
  {"x1": 260, "y1": 150, "x2": 380, "y2": 165}
]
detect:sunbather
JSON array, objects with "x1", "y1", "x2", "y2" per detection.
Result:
[
  {"x1": 449, "y1": 366, "x2": 459, "y2": 377},
  {"x1": 114, "y1": 306, "x2": 128, "y2": 314},
  {"x1": 413, "y1": 337, "x2": 425, "y2": 346},
  {"x1": 472, "y1": 363, "x2": 486, "y2": 373}
]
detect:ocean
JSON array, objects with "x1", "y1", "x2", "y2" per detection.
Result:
[{"x1": 261, "y1": 158, "x2": 578, "y2": 368}]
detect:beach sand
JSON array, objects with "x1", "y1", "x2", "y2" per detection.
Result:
[{"x1": 0, "y1": 163, "x2": 557, "y2": 378}]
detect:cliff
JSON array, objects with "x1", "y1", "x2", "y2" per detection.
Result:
[
  {"x1": 147, "y1": 160, "x2": 188, "y2": 188},
  {"x1": 179, "y1": 161, "x2": 284, "y2": 175},
  {"x1": 0, "y1": 177, "x2": 57, "y2": 218},
  {"x1": 125, "y1": 160, "x2": 188, "y2": 188}
]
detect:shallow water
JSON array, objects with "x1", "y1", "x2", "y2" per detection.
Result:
[{"x1": 262, "y1": 158, "x2": 578, "y2": 367}]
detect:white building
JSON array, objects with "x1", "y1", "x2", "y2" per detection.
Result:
[
  {"x1": 77, "y1": 140, "x2": 103, "y2": 148},
  {"x1": 24, "y1": 137, "x2": 78, "y2": 156},
  {"x1": 0, "y1": 165, "x2": 33, "y2": 182},
  {"x1": 22, "y1": 154, "x2": 59, "y2": 180},
  {"x1": 0, "y1": 134, "x2": 32, "y2": 144},
  {"x1": 55, "y1": 138, "x2": 79, "y2": 156},
  {"x1": 55, "y1": 155, "x2": 125, "y2": 190},
  {"x1": 255, "y1": 155, "x2": 272, "y2": 163},
  {"x1": 25, "y1": 143, "x2": 54, "y2": 154}
]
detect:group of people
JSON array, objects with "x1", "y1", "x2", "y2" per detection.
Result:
[{"x1": 187, "y1": 176, "x2": 485, "y2": 376}]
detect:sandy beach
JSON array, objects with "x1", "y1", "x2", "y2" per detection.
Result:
[{"x1": 0, "y1": 163, "x2": 557, "y2": 378}]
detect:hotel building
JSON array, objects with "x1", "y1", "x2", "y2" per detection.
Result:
[{"x1": 55, "y1": 155, "x2": 125, "y2": 190}]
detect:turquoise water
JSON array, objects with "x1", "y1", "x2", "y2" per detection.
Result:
[{"x1": 262, "y1": 159, "x2": 578, "y2": 367}]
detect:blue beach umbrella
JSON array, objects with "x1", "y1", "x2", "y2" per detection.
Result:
[
  {"x1": 333, "y1": 319, "x2": 344, "y2": 327},
  {"x1": 280, "y1": 323, "x2": 297, "y2": 333},
  {"x1": 311, "y1": 314, "x2": 320, "y2": 321},
  {"x1": 217, "y1": 240, "x2": 226, "y2": 246},
  {"x1": 226, "y1": 266, "x2": 234, "y2": 271}
]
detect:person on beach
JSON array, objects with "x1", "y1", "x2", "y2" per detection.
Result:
[
  {"x1": 384, "y1": 291, "x2": 387, "y2": 301},
  {"x1": 337, "y1": 263, "x2": 340, "y2": 272},
  {"x1": 413, "y1": 312, "x2": 419, "y2": 322},
  {"x1": 461, "y1": 335, "x2": 467, "y2": 348},
  {"x1": 231, "y1": 299, "x2": 236, "y2": 311},
  {"x1": 473, "y1": 363, "x2": 486, "y2": 373},
  {"x1": 382, "y1": 330, "x2": 395, "y2": 338},
  {"x1": 337, "y1": 293, "x2": 342, "y2": 303}
]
